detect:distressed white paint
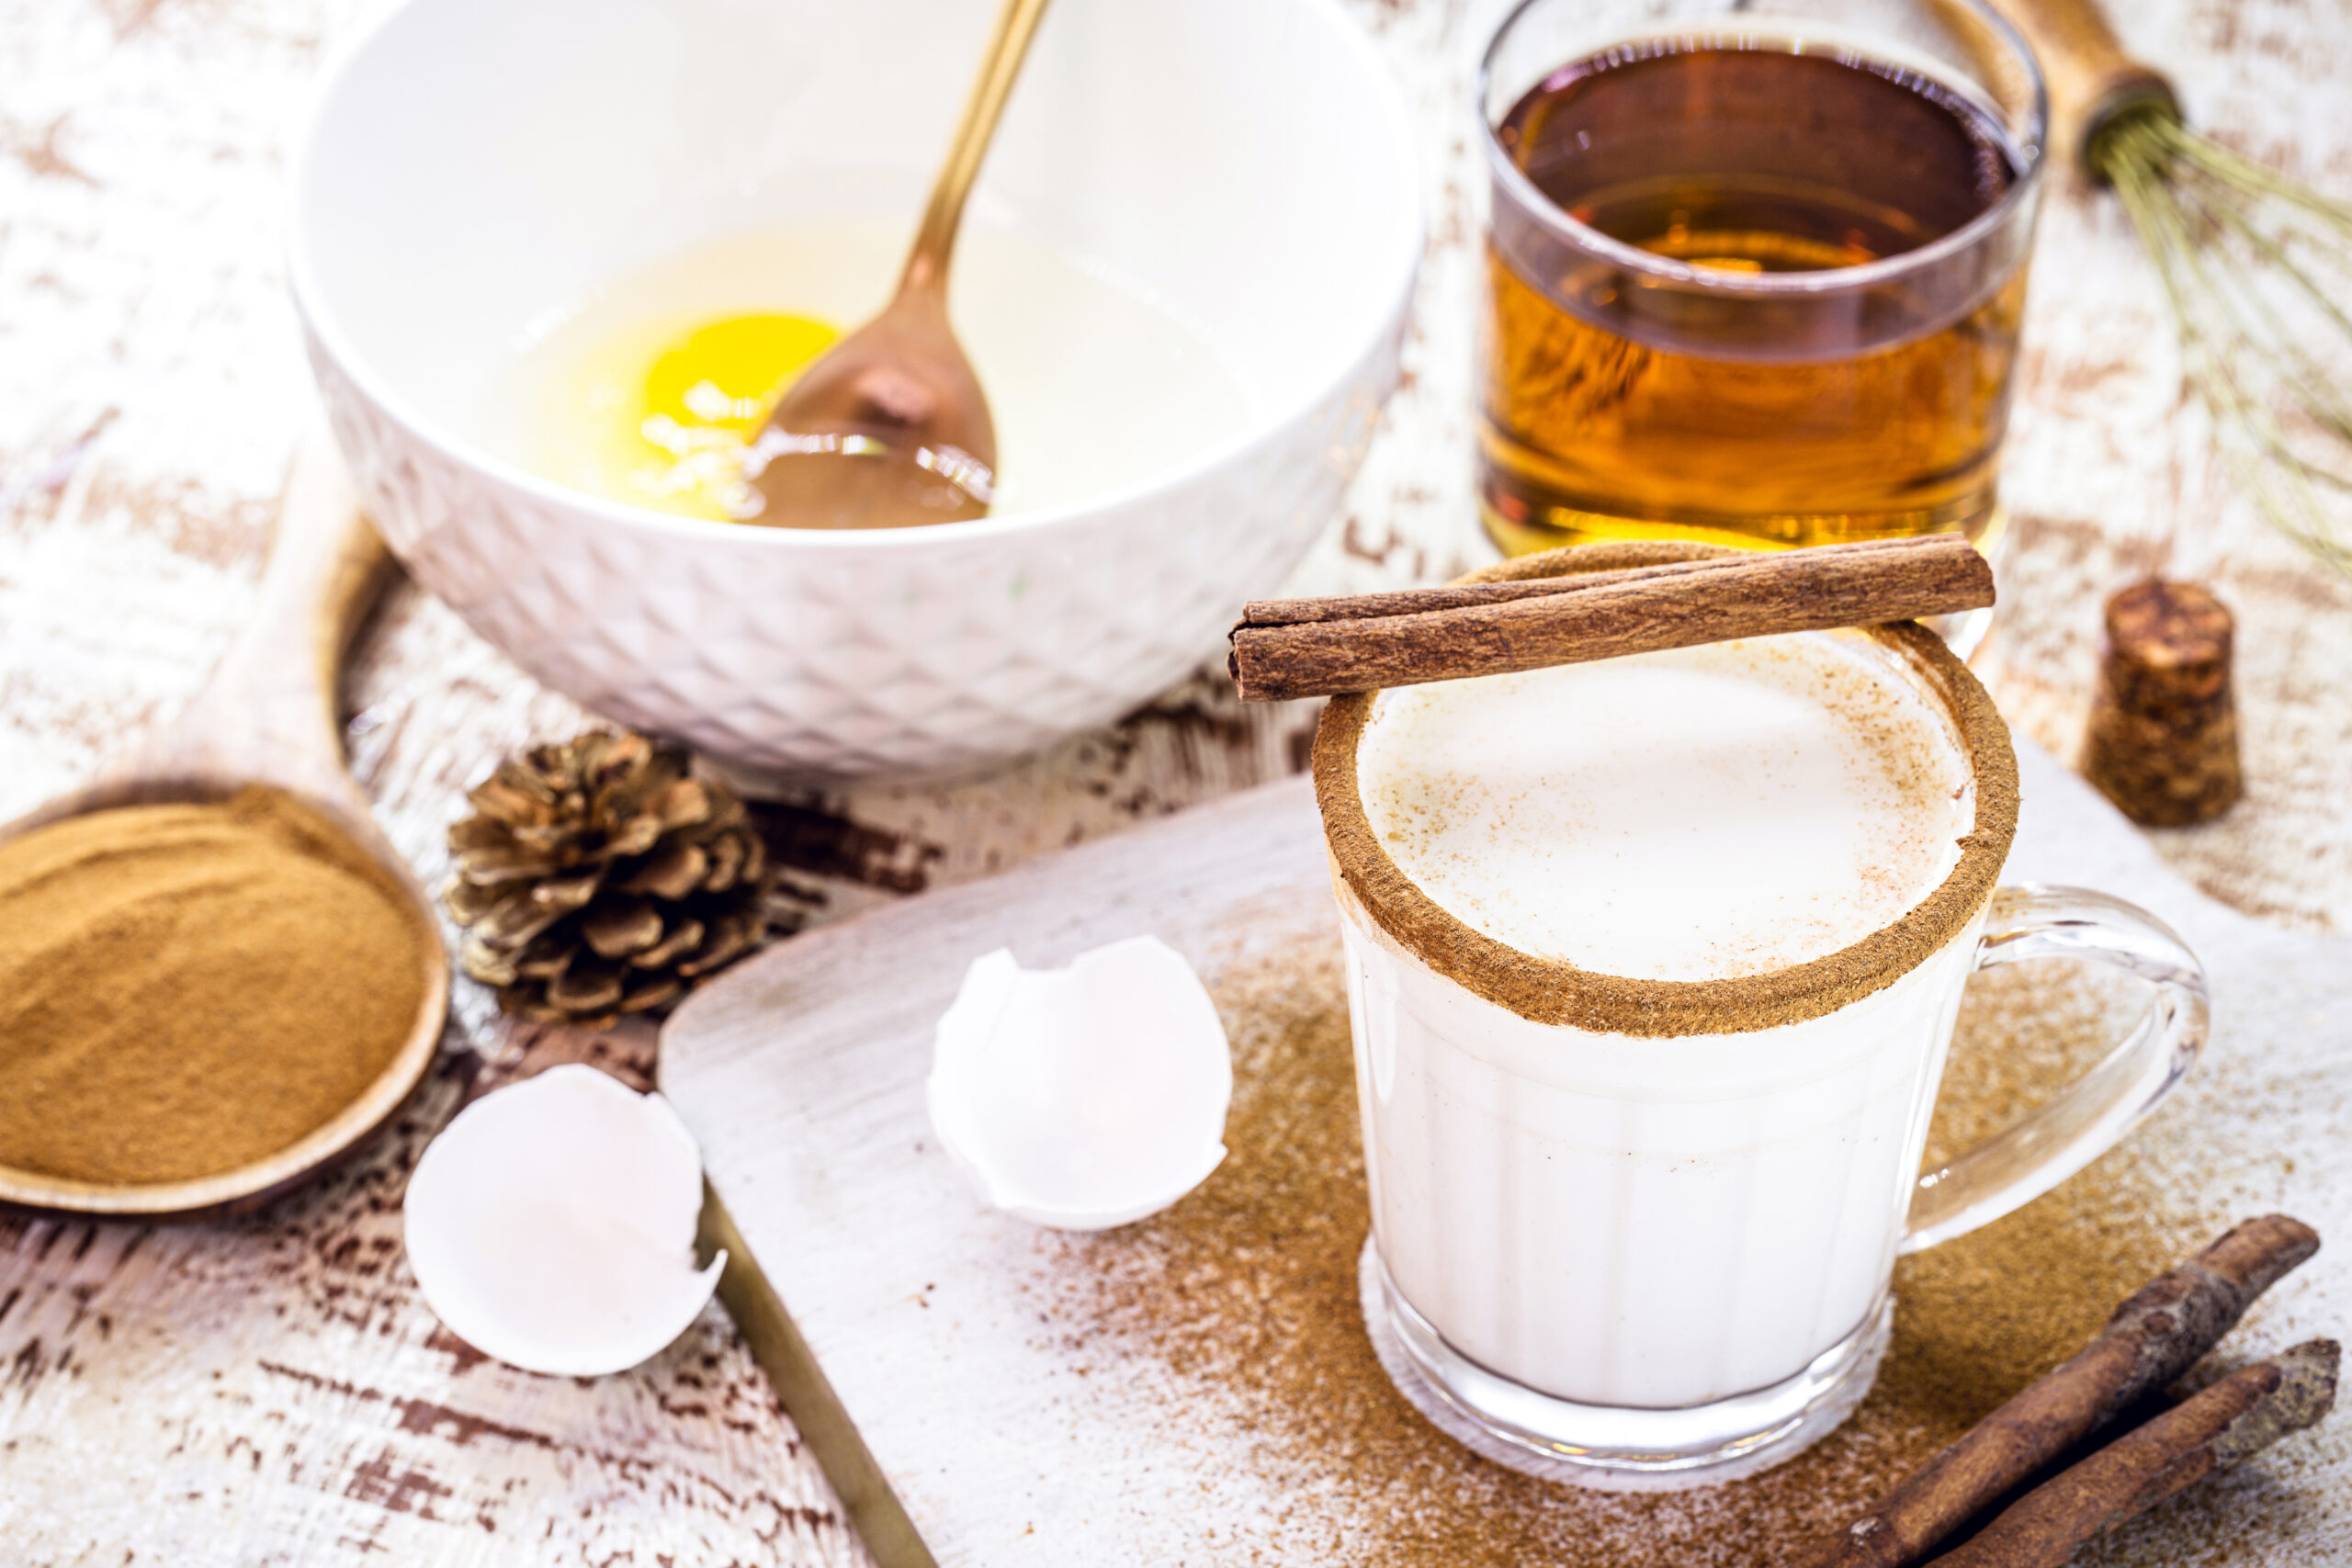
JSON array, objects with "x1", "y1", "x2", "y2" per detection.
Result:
[{"x1": 1, "y1": 0, "x2": 2349, "y2": 1559}]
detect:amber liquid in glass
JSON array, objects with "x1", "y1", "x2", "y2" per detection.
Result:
[{"x1": 1482, "y1": 43, "x2": 2027, "y2": 557}]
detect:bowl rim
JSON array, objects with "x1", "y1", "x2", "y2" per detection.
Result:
[{"x1": 286, "y1": 0, "x2": 1425, "y2": 552}]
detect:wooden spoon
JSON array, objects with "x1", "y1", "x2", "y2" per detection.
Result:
[
  {"x1": 745, "y1": 0, "x2": 1051, "y2": 529},
  {"x1": 0, "y1": 429, "x2": 449, "y2": 1219}
]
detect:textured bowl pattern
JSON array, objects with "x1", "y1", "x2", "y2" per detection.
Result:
[{"x1": 313, "y1": 339, "x2": 1399, "y2": 780}]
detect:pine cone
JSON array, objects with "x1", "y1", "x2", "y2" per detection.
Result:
[{"x1": 444, "y1": 730, "x2": 797, "y2": 1029}]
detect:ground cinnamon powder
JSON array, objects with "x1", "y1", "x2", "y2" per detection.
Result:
[
  {"x1": 1053, "y1": 935, "x2": 2228, "y2": 1567},
  {"x1": 0, "y1": 786, "x2": 427, "y2": 1186}
]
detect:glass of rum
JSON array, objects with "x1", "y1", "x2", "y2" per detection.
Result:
[{"x1": 1477, "y1": 0, "x2": 2047, "y2": 576}]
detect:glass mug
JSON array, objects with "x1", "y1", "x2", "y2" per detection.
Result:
[
  {"x1": 1310, "y1": 545, "x2": 2207, "y2": 1483},
  {"x1": 1476, "y1": 0, "x2": 2048, "y2": 593}
]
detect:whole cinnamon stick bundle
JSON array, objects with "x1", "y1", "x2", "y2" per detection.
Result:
[
  {"x1": 1227, "y1": 535, "x2": 1993, "y2": 703},
  {"x1": 1928, "y1": 1339, "x2": 2340, "y2": 1568},
  {"x1": 1797, "y1": 1214, "x2": 2321, "y2": 1568}
]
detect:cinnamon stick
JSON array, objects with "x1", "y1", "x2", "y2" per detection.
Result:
[
  {"x1": 1925, "y1": 1339, "x2": 2340, "y2": 1568},
  {"x1": 1227, "y1": 535, "x2": 1993, "y2": 703},
  {"x1": 1796, "y1": 1214, "x2": 2321, "y2": 1568},
  {"x1": 1238, "y1": 540, "x2": 1945, "y2": 627}
]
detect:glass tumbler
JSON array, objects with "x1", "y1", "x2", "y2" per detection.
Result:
[{"x1": 1476, "y1": 0, "x2": 2048, "y2": 636}]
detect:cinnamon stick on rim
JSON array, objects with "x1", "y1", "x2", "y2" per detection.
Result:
[
  {"x1": 1927, "y1": 1339, "x2": 2340, "y2": 1568},
  {"x1": 1797, "y1": 1214, "x2": 2322, "y2": 1568},
  {"x1": 1227, "y1": 535, "x2": 1994, "y2": 703}
]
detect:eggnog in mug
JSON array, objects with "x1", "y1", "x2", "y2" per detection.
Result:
[{"x1": 1312, "y1": 544, "x2": 2207, "y2": 1483}]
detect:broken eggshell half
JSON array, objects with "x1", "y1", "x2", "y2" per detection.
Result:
[
  {"x1": 403, "y1": 1064, "x2": 724, "y2": 1376},
  {"x1": 927, "y1": 936, "x2": 1233, "y2": 1231}
]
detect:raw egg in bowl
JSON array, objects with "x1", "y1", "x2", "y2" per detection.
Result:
[{"x1": 290, "y1": 0, "x2": 1421, "y2": 780}]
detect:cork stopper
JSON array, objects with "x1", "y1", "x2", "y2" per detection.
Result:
[{"x1": 2082, "y1": 580, "x2": 2242, "y2": 827}]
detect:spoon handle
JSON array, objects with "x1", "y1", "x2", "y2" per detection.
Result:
[
  {"x1": 232, "y1": 427, "x2": 390, "y2": 694},
  {"x1": 143, "y1": 426, "x2": 396, "y2": 807},
  {"x1": 899, "y1": 0, "x2": 1053, "y2": 294}
]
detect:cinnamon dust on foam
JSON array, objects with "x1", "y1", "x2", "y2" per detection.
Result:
[
  {"x1": 1358, "y1": 633, "x2": 1973, "y2": 983},
  {"x1": 1048, "y1": 935, "x2": 2227, "y2": 1567}
]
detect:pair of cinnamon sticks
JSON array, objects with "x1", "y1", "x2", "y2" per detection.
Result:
[{"x1": 1798, "y1": 1214, "x2": 2336, "y2": 1568}]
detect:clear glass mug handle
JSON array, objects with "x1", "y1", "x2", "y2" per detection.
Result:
[{"x1": 1902, "y1": 885, "x2": 2210, "y2": 1255}]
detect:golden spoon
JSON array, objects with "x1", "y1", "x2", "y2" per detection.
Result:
[
  {"x1": 0, "y1": 429, "x2": 448, "y2": 1218},
  {"x1": 746, "y1": 0, "x2": 1051, "y2": 529}
]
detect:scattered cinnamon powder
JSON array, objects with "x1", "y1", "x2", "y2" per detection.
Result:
[
  {"x1": 0, "y1": 786, "x2": 429, "y2": 1186},
  {"x1": 1048, "y1": 934, "x2": 2223, "y2": 1566}
]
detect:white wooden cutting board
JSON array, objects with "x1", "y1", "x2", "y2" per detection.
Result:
[{"x1": 659, "y1": 743, "x2": 2352, "y2": 1567}]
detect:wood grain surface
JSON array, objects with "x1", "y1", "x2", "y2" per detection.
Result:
[{"x1": 2, "y1": 0, "x2": 2348, "y2": 1561}]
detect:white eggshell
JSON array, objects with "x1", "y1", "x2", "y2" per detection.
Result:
[
  {"x1": 926, "y1": 936, "x2": 1233, "y2": 1231},
  {"x1": 403, "y1": 1064, "x2": 724, "y2": 1376}
]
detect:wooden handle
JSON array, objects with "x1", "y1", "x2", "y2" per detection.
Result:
[
  {"x1": 1227, "y1": 536, "x2": 1994, "y2": 703},
  {"x1": 1978, "y1": 0, "x2": 2178, "y2": 169},
  {"x1": 248, "y1": 428, "x2": 391, "y2": 696},
  {"x1": 140, "y1": 427, "x2": 396, "y2": 805},
  {"x1": 899, "y1": 0, "x2": 1053, "y2": 293}
]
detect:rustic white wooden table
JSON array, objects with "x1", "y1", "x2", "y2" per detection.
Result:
[{"x1": 2, "y1": 0, "x2": 2347, "y2": 1561}]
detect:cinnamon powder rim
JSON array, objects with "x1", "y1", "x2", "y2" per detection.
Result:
[{"x1": 1310, "y1": 541, "x2": 2019, "y2": 1038}]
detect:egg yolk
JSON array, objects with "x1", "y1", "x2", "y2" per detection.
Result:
[{"x1": 571, "y1": 312, "x2": 838, "y2": 521}]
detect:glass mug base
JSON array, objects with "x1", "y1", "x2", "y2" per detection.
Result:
[{"x1": 1359, "y1": 1238, "x2": 1893, "y2": 1491}]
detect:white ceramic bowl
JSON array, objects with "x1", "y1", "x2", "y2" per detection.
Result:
[{"x1": 291, "y1": 0, "x2": 1420, "y2": 780}]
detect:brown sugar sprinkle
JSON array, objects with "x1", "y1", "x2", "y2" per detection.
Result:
[{"x1": 1046, "y1": 936, "x2": 2231, "y2": 1567}]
